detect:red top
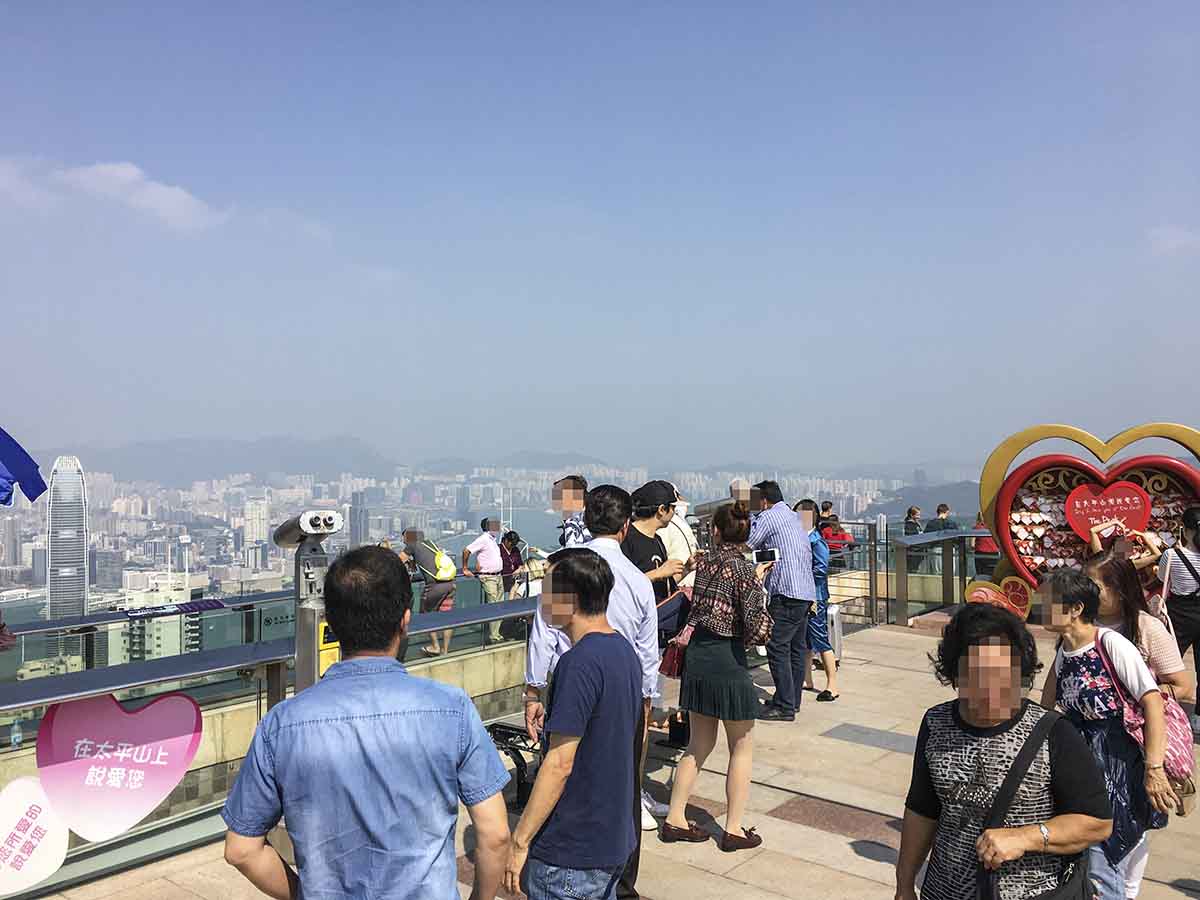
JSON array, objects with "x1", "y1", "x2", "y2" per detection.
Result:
[
  {"x1": 975, "y1": 533, "x2": 999, "y2": 554},
  {"x1": 821, "y1": 527, "x2": 853, "y2": 552}
]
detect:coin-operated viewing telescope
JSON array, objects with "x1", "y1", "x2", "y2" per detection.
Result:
[{"x1": 274, "y1": 511, "x2": 343, "y2": 693}]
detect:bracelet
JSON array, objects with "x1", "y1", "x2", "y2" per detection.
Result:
[{"x1": 1038, "y1": 823, "x2": 1050, "y2": 851}]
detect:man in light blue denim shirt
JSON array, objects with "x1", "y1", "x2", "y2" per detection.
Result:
[{"x1": 222, "y1": 546, "x2": 511, "y2": 900}]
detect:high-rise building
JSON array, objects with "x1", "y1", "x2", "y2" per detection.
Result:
[
  {"x1": 244, "y1": 498, "x2": 270, "y2": 546},
  {"x1": 2, "y1": 517, "x2": 18, "y2": 566},
  {"x1": 349, "y1": 491, "x2": 370, "y2": 548},
  {"x1": 47, "y1": 456, "x2": 89, "y2": 620}
]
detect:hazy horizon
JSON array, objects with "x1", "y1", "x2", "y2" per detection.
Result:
[{"x1": 3, "y1": 4, "x2": 1198, "y2": 468}]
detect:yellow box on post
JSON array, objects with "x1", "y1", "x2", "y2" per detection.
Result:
[{"x1": 319, "y1": 622, "x2": 341, "y2": 676}]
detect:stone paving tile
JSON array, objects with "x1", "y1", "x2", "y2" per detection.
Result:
[
  {"x1": 723, "y1": 849, "x2": 891, "y2": 899},
  {"x1": 766, "y1": 792, "x2": 902, "y2": 846},
  {"x1": 167, "y1": 860, "x2": 286, "y2": 900},
  {"x1": 67, "y1": 878, "x2": 202, "y2": 900}
]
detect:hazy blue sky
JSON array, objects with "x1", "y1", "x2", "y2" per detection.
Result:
[{"x1": 2, "y1": 4, "x2": 1198, "y2": 469}]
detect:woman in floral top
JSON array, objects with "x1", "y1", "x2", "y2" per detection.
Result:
[
  {"x1": 661, "y1": 502, "x2": 772, "y2": 853},
  {"x1": 1040, "y1": 570, "x2": 1174, "y2": 900}
]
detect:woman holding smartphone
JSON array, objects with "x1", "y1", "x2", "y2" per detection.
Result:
[{"x1": 661, "y1": 502, "x2": 773, "y2": 853}]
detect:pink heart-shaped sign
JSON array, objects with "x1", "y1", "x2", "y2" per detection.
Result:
[
  {"x1": 36, "y1": 694, "x2": 202, "y2": 842},
  {"x1": 0, "y1": 777, "x2": 69, "y2": 897},
  {"x1": 1064, "y1": 481, "x2": 1151, "y2": 543}
]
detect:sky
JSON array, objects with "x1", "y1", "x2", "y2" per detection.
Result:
[{"x1": 2, "y1": 3, "x2": 1199, "y2": 471}]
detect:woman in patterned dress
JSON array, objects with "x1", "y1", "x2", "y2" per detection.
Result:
[{"x1": 1041, "y1": 569, "x2": 1176, "y2": 899}]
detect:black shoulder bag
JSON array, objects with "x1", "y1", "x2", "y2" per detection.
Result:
[{"x1": 977, "y1": 710, "x2": 1093, "y2": 900}]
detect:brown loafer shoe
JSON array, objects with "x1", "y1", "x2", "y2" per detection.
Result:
[
  {"x1": 660, "y1": 821, "x2": 710, "y2": 843},
  {"x1": 720, "y1": 827, "x2": 763, "y2": 852}
]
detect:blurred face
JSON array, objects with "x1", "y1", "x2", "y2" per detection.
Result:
[
  {"x1": 675, "y1": 500, "x2": 688, "y2": 517},
  {"x1": 959, "y1": 640, "x2": 1022, "y2": 719},
  {"x1": 487, "y1": 519, "x2": 500, "y2": 535},
  {"x1": 1038, "y1": 582, "x2": 1081, "y2": 632},
  {"x1": 553, "y1": 483, "x2": 585, "y2": 515},
  {"x1": 539, "y1": 564, "x2": 577, "y2": 630}
]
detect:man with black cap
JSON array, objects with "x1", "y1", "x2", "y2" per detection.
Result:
[{"x1": 621, "y1": 481, "x2": 688, "y2": 603}]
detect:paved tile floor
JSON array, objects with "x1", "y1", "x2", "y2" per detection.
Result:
[{"x1": 46, "y1": 625, "x2": 1200, "y2": 899}]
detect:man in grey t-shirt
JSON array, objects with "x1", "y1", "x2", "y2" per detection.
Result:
[{"x1": 402, "y1": 529, "x2": 456, "y2": 656}]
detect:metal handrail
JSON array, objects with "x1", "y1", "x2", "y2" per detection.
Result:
[
  {"x1": 891, "y1": 528, "x2": 991, "y2": 548},
  {"x1": 6, "y1": 591, "x2": 294, "y2": 637},
  {"x1": 0, "y1": 598, "x2": 539, "y2": 715}
]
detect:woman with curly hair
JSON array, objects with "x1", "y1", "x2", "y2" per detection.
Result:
[{"x1": 896, "y1": 597, "x2": 1112, "y2": 900}]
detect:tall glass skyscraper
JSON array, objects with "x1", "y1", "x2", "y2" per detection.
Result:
[{"x1": 46, "y1": 455, "x2": 89, "y2": 657}]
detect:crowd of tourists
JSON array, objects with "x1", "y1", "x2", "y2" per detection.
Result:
[{"x1": 215, "y1": 477, "x2": 1200, "y2": 900}]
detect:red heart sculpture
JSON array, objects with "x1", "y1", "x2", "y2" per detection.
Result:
[
  {"x1": 995, "y1": 454, "x2": 1200, "y2": 585},
  {"x1": 1064, "y1": 481, "x2": 1151, "y2": 542}
]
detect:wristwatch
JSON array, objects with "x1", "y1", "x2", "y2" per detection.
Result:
[{"x1": 1038, "y1": 823, "x2": 1050, "y2": 851}]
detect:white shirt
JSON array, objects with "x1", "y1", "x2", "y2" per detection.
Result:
[
  {"x1": 465, "y1": 532, "x2": 503, "y2": 574},
  {"x1": 1158, "y1": 545, "x2": 1200, "y2": 598},
  {"x1": 1054, "y1": 628, "x2": 1159, "y2": 700},
  {"x1": 524, "y1": 536, "x2": 660, "y2": 698},
  {"x1": 660, "y1": 511, "x2": 699, "y2": 589}
]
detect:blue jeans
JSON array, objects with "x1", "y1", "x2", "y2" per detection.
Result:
[
  {"x1": 1087, "y1": 843, "x2": 1128, "y2": 900},
  {"x1": 765, "y1": 595, "x2": 812, "y2": 714},
  {"x1": 522, "y1": 858, "x2": 624, "y2": 900}
]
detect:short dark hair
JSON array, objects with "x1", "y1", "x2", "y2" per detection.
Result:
[
  {"x1": 480, "y1": 518, "x2": 490, "y2": 531},
  {"x1": 1043, "y1": 568, "x2": 1101, "y2": 623},
  {"x1": 502, "y1": 530, "x2": 521, "y2": 547},
  {"x1": 554, "y1": 474, "x2": 588, "y2": 492},
  {"x1": 820, "y1": 501, "x2": 833, "y2": 513},
  {"x1": 754, "y1": 480, "x2": 784, "y2": 504},
  {"x1": 546, "y1": 548, "x2": 614, "y2": 616},
  {"x1": 936, "y1": 504, "x2": 951, "y2": 515},
  {"x1": 931, "y1": 603, "x2": 1038, "y2": 688},
  {"x1": 324, "y1": 546, "x2": 412, "y2": 656},
  {"x1": 794, "y1": 498, "x2": 819, "y2": 513},
  {"x1": 907, "y1": 506, "x2": 921, "y2": 519},
  {"x1": 585, "y1": 484, "x2": 632, "y2": 536}
]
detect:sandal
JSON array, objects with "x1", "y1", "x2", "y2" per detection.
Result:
[
  {"x1": 420, "y1": 646, "x2": 442, "y2": 657},
  {"x1": 816, "y1": 690, "x2": 839, "y2": 702}
]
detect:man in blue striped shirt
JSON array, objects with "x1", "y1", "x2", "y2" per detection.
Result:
[{"x1": 748, "y1": 480, "x2": 817, "y2": 722}]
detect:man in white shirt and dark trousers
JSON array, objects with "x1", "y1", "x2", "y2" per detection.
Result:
[{"x1": 524, "y1": 485, "x2": 659, "y2": 900}]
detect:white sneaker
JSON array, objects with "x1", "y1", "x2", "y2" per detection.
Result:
[
  {"x1": 641, "y1": 789, "x2": 669, "y2": 818},
  {"x1": 640, "y1": 800, "x2": 658, "y2": 831},
  {"x1": 755, "y1": 645, "x2": 767, "y2": 657}
]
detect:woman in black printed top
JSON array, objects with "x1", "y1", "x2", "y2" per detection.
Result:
[{"x1": 896, "y1": 602, "x2": 1112, "y2": 900}]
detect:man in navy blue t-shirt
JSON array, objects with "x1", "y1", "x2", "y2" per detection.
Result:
[{"x1": 505, "y1": 548, "x2": 642, "y2": 900}]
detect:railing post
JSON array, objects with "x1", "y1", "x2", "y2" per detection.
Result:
[
  {"x1": 867, "y1": 522, "x2": 879, "y2": 625},
  {"x1": 957, "y1": 537, "x2": 969, "y2": 604},
  {"x1": 894, "y1": 537, "x2": 909, "y2": 626},
  {"x1": 265, "y1": 661, "x2": 287, "y2": 711},
  {"x1": 941, "y1": 540, "x2": 954, "y2": 608}
]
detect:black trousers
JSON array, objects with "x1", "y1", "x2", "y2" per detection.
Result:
[
  {"x1": 616, "y1": 702, "x2": 647, "y2": 899},
  {"x1": 1171, "y1": 596, "x2": 1200, "y2": 687}
]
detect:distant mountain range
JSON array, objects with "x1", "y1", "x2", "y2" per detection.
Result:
[
  {"x1": 864, "y1": 481, "x2": 983, "y2": 520},
  {"x1": 34, "y1": 436, "x2": 400, "y2": 487}
]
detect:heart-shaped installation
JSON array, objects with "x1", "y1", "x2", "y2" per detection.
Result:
[
  {"x1": 966, "y1": 577, "x2": 1032, "y2": 620},
  {"x1": 36, "y1": 694, "x2": 202, "y2": 843},
  {"x1": 994, "y1": 454, "x2": 1200, "y2": 585},
  {"x1": 0, "y1": 777, "x2": 69, "y2": 897},
  {"x1": 1064, "y1": 481, "x2": 1151, "y2": 542}
]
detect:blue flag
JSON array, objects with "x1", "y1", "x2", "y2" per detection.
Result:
[{"x1": 0, "y1": 427, "x2": 48, "y2": 505}]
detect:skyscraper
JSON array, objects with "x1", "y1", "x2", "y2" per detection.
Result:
[
  {"x1": 349, "y1": 491, "x2": 370, "y2": 548},
  {"x1": 46, "y1": 456, "x2": 89, "y2": 658},
  {"x1": 2, "y1": 516, "x2": 19, "y2": 566},
  {"x1": 47, "y1": 456, "x2": 89, "y2": 619},
  {"x1": 244, "y1": 498, "x2": 270, "y2": 546}
]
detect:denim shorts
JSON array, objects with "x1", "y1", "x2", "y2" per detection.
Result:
[{"x1": 521, "y1": 857, "x2": 624, "y2": 900}]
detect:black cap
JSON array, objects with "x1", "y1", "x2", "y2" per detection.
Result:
[{"x1": 631, "y1": 480, "x2": 677, "y2": 514}]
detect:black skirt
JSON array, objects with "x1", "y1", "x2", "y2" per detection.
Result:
[{"x1": 679, "y1": 626, "x2": 758, "y2": 721}]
